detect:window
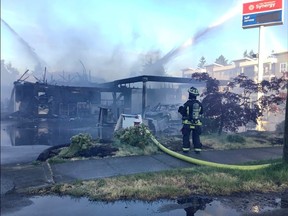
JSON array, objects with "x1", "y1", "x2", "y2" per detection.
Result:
[
  {"x1": 244, "y1": 66, "x2": 255, "y2": 79},
  {"x1": 280, "y1": 63, "x2": 287, "y2": 72},
  {"x1": 264, "y1": 66, "x2": 269, "y2": 75},
  {"x1": 271, "y1": 63, "x2": 276, "y2": 75}
]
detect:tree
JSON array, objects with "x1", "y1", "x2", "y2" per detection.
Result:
[
  {"x1": 191, "y1": 73, "x2": 286, "y2": 135},
  {"x1": 141, "y1": 50, "x2": 166, "y2": 76},
  {"x1": 243, "y1": 50, "x2": 248, "y2": 58},
  {"x1": 243, "y1": 50, "x2": 256, "y2": 58},
  {"x1": 257, "y1": 77, "x2": 286, "y2": 112},
  {"x1": 249, "y1": 50, "x2": 255, "y2": 58},
  {"x1": 215, "y1": 55, "x2": 228, "y2": 66},
  {"x1": 192, "y1": 73, "x2": 260, "y2": 134},
  {"x1": 197, "y1": 56, "x2": 206, "y2": 69}
]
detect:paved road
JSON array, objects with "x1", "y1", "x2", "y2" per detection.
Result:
[
  {"x1": 1, "y1": 146, "x2": 283, "y2": 196},
  {"x1": 1, "y1": 145, "x2": 50, "y2": 165}
]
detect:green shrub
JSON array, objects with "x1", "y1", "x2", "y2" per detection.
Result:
[
  {"x1": 59, "y1": 133, "x2": 93, "y2": 158},
  {"x1": 114, "y1": 124, "x2": 151, "y2": 149},
  {"x1": 226, "y1": 134, "x2": 246, "y2": 143},
  {"x1": 201, "y1": 118, "x2": 219, "y2": 134},
  {"x1": 70, "y1": 133, "x2": 93, "y2": 148}
]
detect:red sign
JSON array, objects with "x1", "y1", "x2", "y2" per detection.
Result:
[{"x1": 243, "y1": 0, "x2": 282, "y2": 14}]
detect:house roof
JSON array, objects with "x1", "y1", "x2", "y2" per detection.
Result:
[
  {"x1": 204, "y1": 63, "x2": 223, "y2": 67},
  {"x1": 232, "y1": 57, "x2": 255, "y2": 62}
]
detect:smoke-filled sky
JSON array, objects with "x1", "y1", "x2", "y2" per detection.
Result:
[{"x1": 1, "y1": 0, "x2": 287, "y2": 81}]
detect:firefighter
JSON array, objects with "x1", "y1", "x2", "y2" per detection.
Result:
[{"x1": 178, "y1": 87, "x2": 203, "y2": 153}]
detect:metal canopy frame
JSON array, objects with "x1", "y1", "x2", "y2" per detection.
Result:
[
  {"x1": 97, "y1": 75, "x2": 205, "y2": 117},
  {"x1": 97, "y1": 75, "x2": 202, "y2": 88}
]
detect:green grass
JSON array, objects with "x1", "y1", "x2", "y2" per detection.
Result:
[
  {"x1": 30, "y1": 131, "x2": 286, "y2": 201},
  {"x1": 156, "y1": 131, "x2": 283, "y2": 152},
  {"x1": 42, "y1": 130, "x2": 282, "y2": 163},
  {"x1": 200, "y1": 132, "x2": 283, "y2": 150},
  {"x1": 31, "y1": 160, "x2": 288, "y2": 201}
]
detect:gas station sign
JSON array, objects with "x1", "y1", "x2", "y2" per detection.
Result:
[{"x1": 242, "y1": 0, "x2": 284, "y2": 28}]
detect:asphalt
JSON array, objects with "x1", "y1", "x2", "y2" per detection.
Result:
[{"x1": 1, "y1": 145, "x2": 283, "y2": 196}]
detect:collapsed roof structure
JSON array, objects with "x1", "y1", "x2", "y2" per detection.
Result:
[{"x1": 10, "y1": 75, "x2": 204, "y2": 120}]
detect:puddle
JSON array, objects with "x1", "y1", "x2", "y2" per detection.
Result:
[
  {"x1": 2, "y1": 195, "x2": 286, "y2": 216},
  {"x1": 1, "y1": 195, "x2": 238, "y2": 216},
  {"x1": 1, "y1": 119, "x2": 113, "y2": 146},
  {"x1": 0, "y1": 119, "x2": 177, "y2": 147}
]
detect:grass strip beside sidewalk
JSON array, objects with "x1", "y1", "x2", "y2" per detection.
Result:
[{"x1": 30, "y1": 159, "x2": 288, "y2": 201}]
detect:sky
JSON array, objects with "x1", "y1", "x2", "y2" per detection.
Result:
[{"x1": 1, "y1": 0, "x2": 288, "y2": 82}]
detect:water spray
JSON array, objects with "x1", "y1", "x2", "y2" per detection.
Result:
[
  {"x1": 155, "y1": 2, "x2": 242, "y2": 65},
  {"x1": 1, "y1": 18, "x2": 46, "y2": 69}
]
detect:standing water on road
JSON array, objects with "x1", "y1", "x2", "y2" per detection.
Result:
[
  {"x1": 0, "y1": 119, "x2": 114, "y2": 164},
  {"x1": 0, "y1": 195, "x2": 249, "y2": 216},
  {"x1": 1, "y1": 194, "x2": 287, "y2": 216},
  {"x1": 1, "y1": 119, "x2": 114, "y2": 147}
]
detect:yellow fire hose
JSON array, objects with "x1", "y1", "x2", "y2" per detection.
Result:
[{"x1": 146, "y1": 129, "x2": 272, "y2": 170}]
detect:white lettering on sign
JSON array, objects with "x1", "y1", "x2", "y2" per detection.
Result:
[
  {"x1": 256, "y1": 1, "x2": 276, "y2": 10},
  {"x1": 243, "y1": 15, "x2": 254, "y2": 22}
]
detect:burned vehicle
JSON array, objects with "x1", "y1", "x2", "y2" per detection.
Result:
[
  {"x1": 144, "y1": 103, "x2": 182, "y2": 132},
  {"x1": 145, "y1": 103, "x2": 181, "y2": 121}
]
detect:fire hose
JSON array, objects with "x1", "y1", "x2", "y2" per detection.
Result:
[{"x1": 146, "y1": 129, "x2": 273, "y2": 170}]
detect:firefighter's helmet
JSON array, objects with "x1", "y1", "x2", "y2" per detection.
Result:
[{"x1": 188, "y1": 87, "x2": 199, "y2": 96}]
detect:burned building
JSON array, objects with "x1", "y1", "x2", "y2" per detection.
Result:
[
  {"x1": 13, "y1": 82, "x2": 102, "y2": 118},
  {"x1": 4, "y1": 75, "x2": 203, "y2": 146},
  {"x1": 10, "y1": 75, "x2": 203, "y2": 121}
]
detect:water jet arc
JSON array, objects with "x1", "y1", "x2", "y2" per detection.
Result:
[{"x1": 1, "y1": 18, "x2": 45, "y2": 68}]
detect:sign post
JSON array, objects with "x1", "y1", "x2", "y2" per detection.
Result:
[
  {"x1": 257, "y1": 25, "x2": 265, "y2": 131},
  {"x1": 258, "y1": 25, "x2": 264, "y2": 83},
  {"x1": 242, "y1": 0, "x2": 284, "y2": 130}
]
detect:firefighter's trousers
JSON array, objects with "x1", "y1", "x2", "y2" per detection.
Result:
[{"x1": 182, "y1": 124, "x2": 202, "y2": 151}]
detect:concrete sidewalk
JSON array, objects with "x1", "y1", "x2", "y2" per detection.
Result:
[{"x1": 1, "y1": 146, "x2": 283, "y2": 196}]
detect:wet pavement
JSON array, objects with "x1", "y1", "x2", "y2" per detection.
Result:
[
  {"x1": 2, "y1": 119, "x2": 283, "y2": 194},
  {"x1": 1, "y1": 146, "x2": 283, "y2": 195},
  {"x1": 1, "y1": 144, "x2": 287, "y2": 215},
  {"x1": 1, "y1": 145, "x2": 50, "y2": 165},
  {"x1": 1, "y1": 118, "x2": 286, "y2": 215},
  {"x1": 0, "y1": 195, "x2": 247, "y2": 216}
]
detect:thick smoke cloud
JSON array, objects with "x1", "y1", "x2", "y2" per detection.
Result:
[
  {"x1": 0, "y1": 0, "x2": 246, "y2": 82},
  {"x1": 1, "y1": 1, "x2": 147, "y2": 82},
  {"x1": 2, "y1": 0, "x2": 286, "y2": 90},
  {"x1": 0, "y1": 0, "x2": 241, "y2": 109}
]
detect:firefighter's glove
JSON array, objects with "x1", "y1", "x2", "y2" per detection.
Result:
[{"x1": 178, "y1": 106, "x2": 184, "y2": 114}]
